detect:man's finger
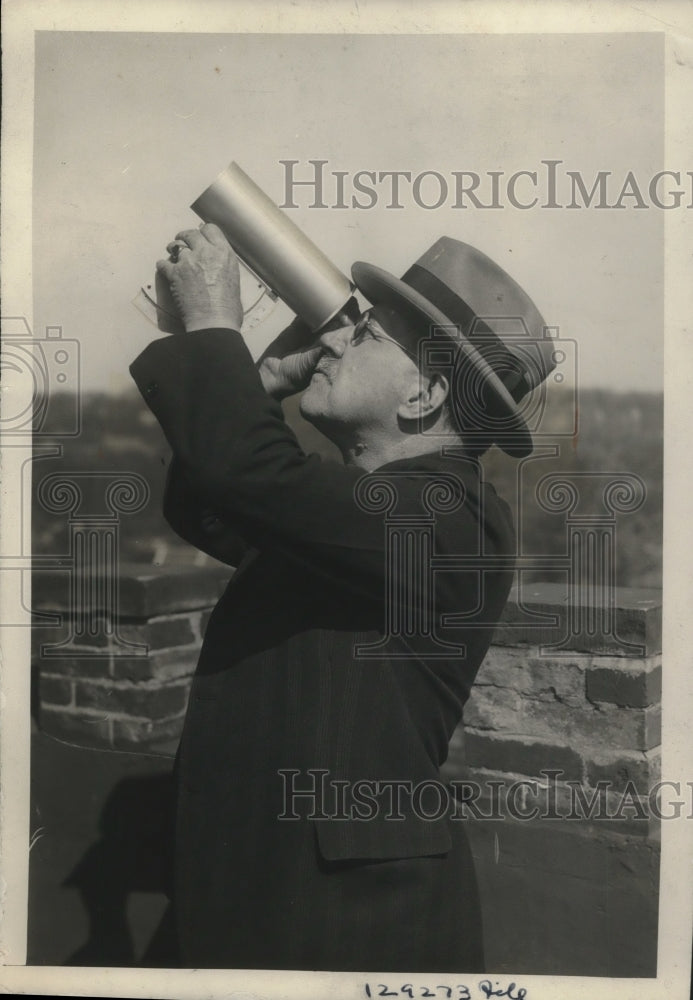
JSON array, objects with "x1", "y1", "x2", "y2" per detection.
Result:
[
  {"x1": 175, "y1": 228, "x2": 206, "y2": 248},
  {"x1": 156, "y1": 258, "x2": 175, "y2": 279},
  {"x1": 199, "y1": 222, "x2": 232, "y2": 248},
  {"x1": 166, "y1": 240, "x2": 188, "y2": 256}
]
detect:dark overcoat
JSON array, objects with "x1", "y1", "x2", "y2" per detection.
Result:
[{"x1": 131, "y1": 328, "x2": 515, "y2": 972}]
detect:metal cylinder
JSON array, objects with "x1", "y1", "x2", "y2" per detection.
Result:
[{"x1": 191, "y1": 162, "x2": 353, "y2": 332}]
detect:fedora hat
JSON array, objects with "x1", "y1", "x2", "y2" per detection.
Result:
[{"x1": 351, "y1": 237, "x2": 556, "y2": 457}]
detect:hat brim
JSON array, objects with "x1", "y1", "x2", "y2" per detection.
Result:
[{"x1": 351, "y1": 260, "x2": 534, "y2": 458}]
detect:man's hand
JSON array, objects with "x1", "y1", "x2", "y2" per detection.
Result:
[
  {"x1": 156, "y1": 223, "x2": 244, "y2": 333},
  {"x1": 257, "y1": 317, "x2": 323, "y2": 401}
]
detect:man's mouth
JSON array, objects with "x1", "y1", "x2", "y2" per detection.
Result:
[{"x1": 312, "y1": 360, "x2": 336, "y2": 382}]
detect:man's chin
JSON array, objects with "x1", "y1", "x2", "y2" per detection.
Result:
[
  {"x1": 298, "y1": 389, "x2": 323, "y2": 425},
  {"x1": 299, "y1": 387, "x2": 336, "y2": 435}
]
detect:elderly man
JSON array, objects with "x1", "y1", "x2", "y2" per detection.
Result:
[{"x1": 131, "y1": 223, "x2": 553, "y2": 972}]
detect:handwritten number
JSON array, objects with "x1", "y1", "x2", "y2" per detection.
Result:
[{"x1": 363, "y1": 982, "x2": 527, "y2": 1000}]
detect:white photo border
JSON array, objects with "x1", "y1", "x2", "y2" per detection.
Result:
[{"x1": 1, "y1": 1, "x2": 692, "y2": 997}]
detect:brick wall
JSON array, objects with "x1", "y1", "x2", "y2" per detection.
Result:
[
  {"x1": 443, "y1": 585, "x2": 662, "y2": 840},
  {"x1": 448, "y1": 585, "x2": 662, "y2": 976},
  {"x1": 33, "y1": 569, "x2": 662, "y2": 772},
  {"x1": 31, "y1": 567, "x2": 663, "y2": 975},
  {"x1": 32, "y1": 564, "x2": 232, "y2": 749}
]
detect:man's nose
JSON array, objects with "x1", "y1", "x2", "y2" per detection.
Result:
[{"x1": 317, "y1": 325, "x2": 352, "y2": 357}]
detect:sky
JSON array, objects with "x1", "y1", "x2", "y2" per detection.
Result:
[{"x1": 32, "y1": 30, "x2": 665, "y2": 394}]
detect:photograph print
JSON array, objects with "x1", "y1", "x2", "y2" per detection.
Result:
[{"x1": 1, "y1": 8, "x2": 691, "y2": 1000}]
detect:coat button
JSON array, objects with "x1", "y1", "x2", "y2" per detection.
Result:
[
  {"x1": 201, "y1": 513, "x2": 222, "y2": 534},
  {"x1": 145, "y1": 380, "x2": 159, "y2": 397}
]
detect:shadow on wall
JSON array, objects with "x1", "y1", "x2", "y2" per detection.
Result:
[
  {"x1": 28, "y1": 731, "x2": 179, "y2": 967},
  {"x1": 61, "y1": 773, "x2": 178, "y2": 967}
]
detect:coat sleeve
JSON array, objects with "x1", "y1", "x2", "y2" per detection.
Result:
[
  {"x1": 130, "y1": 329, "x2": 497, "y2": 600},
  {"x1": 162, "y1": 457, "x2": 248, "y2": 568}
]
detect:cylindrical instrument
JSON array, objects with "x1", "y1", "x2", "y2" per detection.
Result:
[{"x1": 191, "y1": 162, "x2": 355, "y2": 332}]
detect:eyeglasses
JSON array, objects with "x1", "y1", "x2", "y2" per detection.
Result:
[{"x1": 350, "y1": 312, "x2": 420, "y2": 364}]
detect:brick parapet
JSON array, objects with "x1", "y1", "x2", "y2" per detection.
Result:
[
  {"x1": 32, "y1": 563, "x2": 232, "y2": 749},
  {"x1": 447, "y1": 594, "x2": 663, "y2": 836},
  {"x1": 496, "y1": 583, "x2": 662, "y2": 656},
  {"x1": 33, "y1": 570, "x2": 663, "y2": 797}
]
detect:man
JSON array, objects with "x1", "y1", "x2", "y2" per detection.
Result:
[{"x1": 131, "y1": 224, "x2": 554, "y2": 971}]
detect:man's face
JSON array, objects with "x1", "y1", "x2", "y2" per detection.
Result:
[{"x1": 299, "y1": 306, "x2": 424, "y2": 441}]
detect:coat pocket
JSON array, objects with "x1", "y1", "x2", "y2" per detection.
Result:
[{"x1": 313, "y1": 813, "x2": 452, "y2": 863}]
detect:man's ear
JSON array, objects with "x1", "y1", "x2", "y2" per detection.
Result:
[{"x1": 397, "y1": 372, "x2": 450, "y2": 422}]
